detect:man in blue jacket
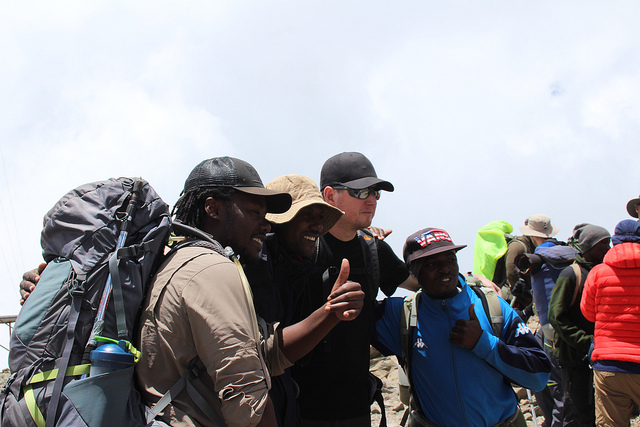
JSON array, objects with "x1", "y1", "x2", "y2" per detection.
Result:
[{"x1": 375, "y1": 227, "x2": 551, "y2": 427}]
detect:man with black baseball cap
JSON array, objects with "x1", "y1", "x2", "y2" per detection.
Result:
[
  {"x1": 17, "y1": 159, "x2": 366, "y2": 427},
  {"x1": 291, "y1": 152, "x2": 418, "y2": 426},
  {"x1": 137, "y1": 157, "x2": 364, "y2": 427},
  {"x1": 375, "y1": 227, "x2": 551, "y2": 427}
]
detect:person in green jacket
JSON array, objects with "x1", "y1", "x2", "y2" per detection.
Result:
[{"x1": 548, "y1": 223, "x2": 611, "y2": 427}]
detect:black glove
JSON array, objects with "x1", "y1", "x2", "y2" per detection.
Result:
[
  {"x1": 511, "y1": 278, "x2": 532, "y2": 305},
  {"x1": 515, "y1": 303, "x2": 534, "y2": 323}
]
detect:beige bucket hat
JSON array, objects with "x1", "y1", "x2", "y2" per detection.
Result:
[
  {"x1": 519, "y1": 214, "x2": 559, "y2": 238},
  {"x1": 265, "y1": 174, "x2": 343, "y2": 234},
  {"x1": 627, "y1": 195, "x2": 640, "y2": 218}
]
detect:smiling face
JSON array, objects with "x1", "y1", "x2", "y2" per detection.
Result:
[
  {"x1": 217, "y1": 191, "x2": 271, "y2": 261},
  {"x1": 279, "y1": 204, "x2": 326, "y2": 259},
  {"x1": 417, "y1": 250, "x2": 460, "y2": 299}
]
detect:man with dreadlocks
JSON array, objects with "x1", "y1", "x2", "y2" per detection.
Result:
[
  {"x1": 17, "y1": 157, "x2": 364, "y2": 426},
  {"x1": 135, "y1": 157, "x2": 365, "y2": 427}
]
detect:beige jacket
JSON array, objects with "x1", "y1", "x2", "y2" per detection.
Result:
[{"x1": 137, "y1": 246, "x2": 291, "y2": 426}]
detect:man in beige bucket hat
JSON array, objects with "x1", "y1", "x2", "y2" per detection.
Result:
[
  {"x1": 265, "y1": 174, "x2": 344, "y2": 259},
  {"x1": 244, "y1": 174, "x2": 353, "y2": 427},
  {"x1": 520, "y1": 214, "x2": 559, "y2": 241},
  {"x1": 517, "y1": 214, "x2": 564, "y2": 427},
  {"x1": 504, "y1": 214, "x2": 560, "y2": 304}
]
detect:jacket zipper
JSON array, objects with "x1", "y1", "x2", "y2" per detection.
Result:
[{"x1": 443, "y1": 298, "x2": 471, "y2": 426}]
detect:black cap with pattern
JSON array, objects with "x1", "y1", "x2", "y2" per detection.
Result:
[
  {"x1": 182, "y1": 157, "x2": 292, "y2": 214},
  {"x1": 403, "y1": 227, "x2": 467, "y2": 268}
]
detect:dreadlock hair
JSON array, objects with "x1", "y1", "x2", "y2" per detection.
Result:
[{"x1": 172, "y1": 186, "x2": 235, "y2": 230}]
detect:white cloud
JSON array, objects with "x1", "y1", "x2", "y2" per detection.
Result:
[{"x1": 583, "y1": 75, "x2": 640, "y2": 139}]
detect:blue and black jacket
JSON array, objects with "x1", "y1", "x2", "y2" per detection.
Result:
[{"x1": 374, "y1": 276, "x2": 551, "y2": 427}]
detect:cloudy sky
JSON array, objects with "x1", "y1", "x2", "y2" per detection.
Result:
[{"x1": 1, "y1": 1, "x2": 639, "y2": 364}]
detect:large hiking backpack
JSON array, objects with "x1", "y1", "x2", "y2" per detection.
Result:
[
  {"x1": 519, "y1": 244, "x2": 579, "y2": 340},
  {"x1": 472, "y1": 221, "x2": 527, "y2": 288},
  {"x1": 0, "y1": 177, "x2": 172, "y2": 427},
  {"x1": 473, "y1": 220, "x2": 513, "y2": 282},
  {"x1": 397, "y1": 275, "x2": 503, "y2": 426}
]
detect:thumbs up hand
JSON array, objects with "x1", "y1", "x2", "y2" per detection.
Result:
[
  {"x1": 449, "y1": 304, "x2": 483, "y2": 349},
  {"x1": 325, "y1": 259, "x2": 365, "y2": 321}
]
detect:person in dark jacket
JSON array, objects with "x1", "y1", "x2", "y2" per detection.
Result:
[
  {"x1": 549, "y1": 223, "x2": 611, "y2": 427},
  {"x1": 245, "y1": 174, "x2": 346, "y2": 427},
  {"x1": 292, "y1": 152, "x2": 418, "y2": 427}
]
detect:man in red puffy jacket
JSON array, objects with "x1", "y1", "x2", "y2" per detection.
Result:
[{"x1": 581, "y1": 219, "x2": 640, "y2": 426}]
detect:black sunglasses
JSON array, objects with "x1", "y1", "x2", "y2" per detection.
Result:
[{"x1": 333, "y1": 186, "x2": 381, "y2": 200}]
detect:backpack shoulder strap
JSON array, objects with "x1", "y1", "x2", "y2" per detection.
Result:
[
  {"x1": 357, "y1": 229, "x2": 380, "y2": 294},
  {"x1": 400, "y1": 291, "x2": 420, "y2": 367},
  {"x1": 148, "y1": 357, "x2": 224, "y2": 426},
  {"x1": 569, "y1": 262, "x2": 583, "y2": 307},
  {"x1": 507, "y1": 236, "x2": 528, "y2": 255},
  {"x1": 517, "y1": 238, "x2": 528, "y2": 253},
  {"x1": 399, "y1": 291, "x2": 421, "y2": 405},
  {"x1": 469, "y1": 284, "x2": 503, "y2": 338}
]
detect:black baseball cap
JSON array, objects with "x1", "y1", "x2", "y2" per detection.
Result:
[
  {"x1": 182, "y1": 157, "x2": 292, "y2": 214},
  {"x1": 403, "y1": 228, "x2": 467, "y2": 268},
  {"x1": 320, "y1": 152, "x2": 394, "y2": 191}
]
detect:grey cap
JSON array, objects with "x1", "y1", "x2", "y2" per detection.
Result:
[{"x1": 572, "y1": 223, "x2": 611, "y2": 254}]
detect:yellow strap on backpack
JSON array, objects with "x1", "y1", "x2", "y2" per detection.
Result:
[
  {"x1": 232, "y1": 255, "x2": 272, "y2": 390},
  {"x1": 24, "y1": 364, "x2": 91, "y2": 427}
]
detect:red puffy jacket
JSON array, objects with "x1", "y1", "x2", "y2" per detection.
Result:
[{"x1": 581, "y1": 242, "x2": 640, "y2": 363}]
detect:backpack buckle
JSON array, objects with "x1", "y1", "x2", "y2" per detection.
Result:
[
  {"x1": 65, "y1": 272, "x2": 83, "y2": 297},
  {"x1": 188, "y1": 357, "x2": 206, "y2": 380}
]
